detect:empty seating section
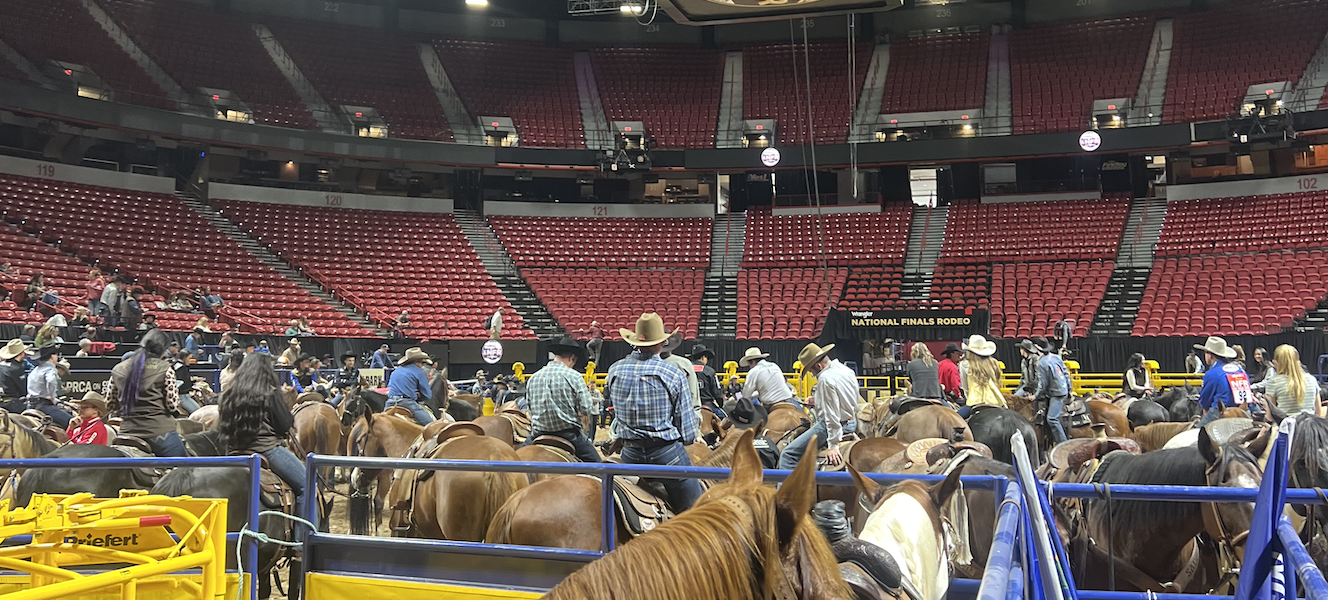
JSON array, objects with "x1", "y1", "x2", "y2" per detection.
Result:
[
  {"x1": 1155, "y1": 191, "x2": 1328, "y2": 255},
  {"x1": 990, "y1": 261, "x2": 1112, "y2": 338},
  {"x1": 881, "y1": 33, "x2": 987, "y2": 115},
  {"x1": 1165, "y1": 0, "x2": 1328, "y2": 124},
  {"x1": 524, "y1": 268, "x2": 701, "y2": 340},
  {"x1": 941, "y1": 197, "x2": 1129, "y2": 263},
  {"x1": 737, "y1": 268, "x2": 846, "y2": 339},
  {"x1": 0, "y1": 0, "x2": 173, "y2": 110},
  {"x1": 219, "y1": 201, "x2": 528, "y2": 339},
  {"x1": 743, "y1": 208, "x2": 911, "y2": 267},
  {"x1": 98, "y1": 0, "x2": 315, "y2": 129},
  {"x1": 840, "y1": 266, "x2": 903, "y2": 310},
  {"x1": 265, "y1": 20, "x2": 451, "y2": 141},
  {"x1": 1134, "y1": 252, "x2": 1328, "y2": 336},
  {"x1": 0, "y1": 175, "x2": 363, "y2": 335},
  {"x1": 924, "y1": 264, "x2": 990, "y2": 310},
  {"x1": 490, "y1": 216, "x2": 709, "y2": 269},
  {"x1": 1010, "y1": 17, "x2": 1152, "y2": 134},
  {"x1": 591, "y1": 47, "x2": 722, "y2": 149},
  {"x1": 742, "y1": 42, "x2": 872, "y2": 146},
  {"x1": 435, "y1": 40, "x2": 582, "y2": 148}
]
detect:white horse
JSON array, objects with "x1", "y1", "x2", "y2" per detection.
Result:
[{"x1": 848, "y1": 466, "x2": 964, "y2": 600}]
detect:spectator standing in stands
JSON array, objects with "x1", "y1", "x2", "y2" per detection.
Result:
[
  {"x1": 0, "y1": 339, "x2": 29, "y2": 413},
  {"x1": 583, "y1": 321, "x2": 605, "y2": 366},
  {"x1": 69, "y1": 307, "x2": 90, "y2": 328},
  {"x1": 1014, "y1": 340, "x2": 1041, "y2": 397},
  {"x1": 605, "y1": 313, "x2": 702, "y2": 511},
  {"x1": 937, "y1": 343, "x2": 964, "y2": 401},
  {"x1": 1194, "y1": 336, "x2": 1250, "y2": 429},
  {"x1": 739, "y1": 347, "x2": 793, "y2": 405},
  {"x1": 526, "y1": 336, "x2": 599, "y2": 462},
  {"x1": 1263, "y1": 345, "x2": 1319, "y2": 417},
  {"x1": 905, "y1": 343, "x2": 944, "y2": 400},
  {"x1": 370, "y1": 344, "x2": 391, "y2": 369},
  {"x1": 779, "y1": 343, "x2": 858, "y2": 469},
  {"x1": 689, "y1": 344, "x2": 724, "y2": 418},
  {"x1": 660, "y1": 330, "x2": 700, "y2": 416},
  {"x1": 100, "y1": 276, "x2": 123, "y2": 328},
  {"x1": 27, "y1": 346, "x2": 70, "y2": 427},
  {"x1": 386, "y1": 347, "x2": 435, "y2": 425},
  {"x1": 33, "y1": 325, "x2": 60, "y2": 348},
  {"x1": 22, "y1": 274, "x2": 45, "y2": 312},
  {"x1": 329, "y1": 352, "x2": 361, "y2": 408},
  {"x1": 123, "y1": 289, "x2": 144, "y2": 332},
  {"x1": 1035, "y1": 338, "x2": 1072, "y2": 444},
  {"x1": 1122, "y1": 353, "x2": 1154, "y2": 398},
  {"x1": 488, "y1": 308, "x2": 504, "y2": 340},
  {"x1": 66, "y1": 391, "x2": 109, "y2": 445},
  {"x1": 86, "y1": 269, "x2": 106, "y2": 318}
]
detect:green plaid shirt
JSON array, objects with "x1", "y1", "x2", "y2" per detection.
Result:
[{"x1": 527, "y1": 360, "x2": 595, "y2": 433}]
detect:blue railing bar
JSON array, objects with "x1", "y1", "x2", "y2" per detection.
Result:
[
  {"x1": 305, "y1": 532, "x2": 603, "y2": 562},
  {"x1": 309, "y1": 456, "x2": 1005, "y2": 488},
  {"x1": 0, "y1": 456, "x2": 253, "y2": 468},
  {"x1": 1278, "y1": 515, "x2": 1328, "y2": 600},
  {"x1": 246, "y1": 453, "x2": 261, "y2": 600},
  {"x1": 1077, "y1": 593, "x2": 1233, "y2": 600},
  {"x1": 1046, "y1": 482, "x2": 1328, "y2": 504},
  {"x1": 599, "y1": 472, "x2": 614, "y2": 553},
  {"x1": 1005, "y1": 564, "x2": 1024, "y2": 600},
  {"x1": 976, "y1": 482, "x2": 1023, "y2": 600},
  {"x1": 950, "y1": 578, "x2": 981, "y2": 595}
]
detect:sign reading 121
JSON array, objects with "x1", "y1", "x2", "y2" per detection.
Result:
[{"x1": 760, "y1": 147, "x2": 781, "y2": 167}]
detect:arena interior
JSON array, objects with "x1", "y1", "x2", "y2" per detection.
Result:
[{"x1": 0, "y1": 0, "x2": 1326, "y2": 597}]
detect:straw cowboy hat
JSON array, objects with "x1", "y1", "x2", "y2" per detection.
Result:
[
  {"x1": 0, "y1": 339, "x2": 30, "y2": 361},
  {"x1": 797, "y1": 343, "x2": 836, "y2": 368},
  {"x1": 964, "y1": 335, "x2": 997, "y2": 357},
  {"x1": 397, "y1": 347, "x2": 431, "y2": 365},
  {"x1": 620, "y1": 313, "x2": 671, "y2": 347},
  {"x1": 738, "y1": 347, "x2": 769, "y2": 368},
  {"x1": 79, "y1": 391, "x2": 109, "y2": 418},
  {"x1": 1194, "y1": 336, "x2": 1238, "y2": 359}
]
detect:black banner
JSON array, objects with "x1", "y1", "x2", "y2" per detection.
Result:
[{"x1": 826, "y1": 309, "x2": 989, "y2": 341}]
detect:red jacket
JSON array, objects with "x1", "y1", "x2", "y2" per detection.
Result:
[
  {"x1": 938, "y1": 359, "x2": 962, "y2": 395},
  {"x1": 67, "y1": 418, "x2": 109, "y2": 445}
]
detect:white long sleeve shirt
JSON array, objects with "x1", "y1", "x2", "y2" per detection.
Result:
[
  {"x1": 742, "y1": 359, "x2": 793, "y2": 403},
  {"x1": 813, "y1": 360, "x2": 861, "y2": 445}
]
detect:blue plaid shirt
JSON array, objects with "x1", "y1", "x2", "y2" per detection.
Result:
[
  {"x1": 527, "y1": 361, "x2": 595, "y2": 433},
  {"x1": 606, "y1": 351, "x2": 698, "y2": 443}
]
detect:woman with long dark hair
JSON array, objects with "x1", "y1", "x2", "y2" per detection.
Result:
[
  {"x1": 218, "y1": 352, "x2": 304, "y2": 505},
  {"x1": 1122, "y1": 353, "x2": 1153, "y2": 398},
  {"x1": 106, "y1": 329, "x2": 186, "y2": 456},
  {"x1": 218, "y1": 348, "x2": 245, "y2": 393}
]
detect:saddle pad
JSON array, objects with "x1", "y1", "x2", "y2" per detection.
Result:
[
  {"x1": 499, "y1": 412, "x2": 533, "y2": 443},
  {"x1": 613, "y1": 476, "x2": 674, "y2": 536},
  {"x1": 260, "y1": 469, "x2": 295, "y2": 511}
]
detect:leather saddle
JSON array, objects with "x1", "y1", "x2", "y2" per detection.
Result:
[
  {"x1": 612, "y1": 476, "x2": 674, "y2": 537},
  {"x1": 818, "y1": 439, "x2": 859, "y2": 472},
  {"x1": 113, "y1": 435, "x2": 155, "y2": 456},
  {"x1": 259, "y1": 466, "x2": 297, "y2": 512},
  {"x1": 532, "y1": 435, "x2": 577, "y2": 457},
  {"x1": 389, "y1": 424, "x2": 487, "y2": 536},
  {"x1": 893, "y1": 396, "x2": 945, "y2": 416},
  {"x1": 1065, "y1": 396, "x2": 1092, "y2": 428},
  {"x1": 498, "y1": 410, "x2": 532, "y2": 444}
]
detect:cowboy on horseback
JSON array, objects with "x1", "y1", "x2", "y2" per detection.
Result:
[
  {"x1": 1034, "y1": 337, "x2": 1072, "y2": 445},
  {"x1": 525, "y1": 335, "x2": 600, "y2": 463},
  {"x1": 778, "y1": 343, "x2": 858, "y2": 469},
  {"x1": 329, "y1": 352, "x2": 361, "y2": 408},
  {"x1": 1194, "y1": 336, "x2": 1251, "y2": 429},
  {"x1": 386, "y1": 347, "x2": 435, "y2": 425},
  {"x1": 738, "y1": 346, "x2": 792, "y2": 406},
  {"x1": 106, "y1": 330, "x2": 187, "y2": 457}
]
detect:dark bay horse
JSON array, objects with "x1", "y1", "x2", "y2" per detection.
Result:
[
  {"x1": 1126, "y1": 399, "x2": 1170, "y2": 429},
  {"x1": 543, "y1": 430, "x2": 853, "y2": 600},
  {"x1": 1289, "y1": 413, "x2": 1328, "y2": 570},
  {"x1": 966, "y1": 407, "x2": 1039, "y2": 465}
]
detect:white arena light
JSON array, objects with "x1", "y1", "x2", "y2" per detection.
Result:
[{"x1": 465, "y1": 0, "x2": 488, "y2": 7}]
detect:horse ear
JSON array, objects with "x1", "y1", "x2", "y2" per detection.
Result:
[
  {"x1": 847, "y1": 463, "x2": 883, "y2": 508},
  {"x1": 774, "y1": 434, "x2": 817, "y2": 547},
  {"x1": 1197, "y1": 426, "x2": 1221, "y2": 465},
  {"x1": 930, "y1": 466, "x2": 964, "y2": 508},
  {"x1": 728, "y1": 429, "x2": 763, "y2": 487},
  {"x1": 1244, "y1": 425, "x2": 1272, "y2": 460}
]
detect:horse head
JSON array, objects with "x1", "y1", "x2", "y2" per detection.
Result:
[
  {"x1": 848, "y1": 464, "x2": 965, "y2": 600},
  {"x1": 1197, "y1": 426, "x2": 1265, "y2": 562}
]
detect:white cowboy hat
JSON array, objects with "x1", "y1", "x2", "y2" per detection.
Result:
[
  {"x1": 738, "y1": 347, "x2": 769, "y2": 367},
  {"x1": 620, "y1": 313, "x2": 671, "y2": 347},
  {"x1": 1194, "y1": 336, "x2": 1238, "y2": 359},
  {"x1": 397, "y1": 347, "x2": 431, "y2": 366},
  {"x1": 965, "y1": 335, "x2": 997, "y2": 357},
  {"x1": 0, "y1": 339, "x2": 30, "y2": 361}
]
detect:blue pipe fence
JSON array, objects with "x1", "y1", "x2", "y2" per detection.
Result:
[{"x1": 0, "y1": 455, "x2": 264, "y2": 600}]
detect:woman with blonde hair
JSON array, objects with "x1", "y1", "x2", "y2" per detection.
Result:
[
  {"x1": 958, "y1": 336, "x2": 1007, "y2": 417},
  {"x1": 1264, "y1": 344, "x2": 1319, "y2": 418},
  {"x1": 33, "y1": 324, "x2": 61, "y2": 348},
  {"x1": 905, "y1": 343, "x2": 943, "y2": 399}
]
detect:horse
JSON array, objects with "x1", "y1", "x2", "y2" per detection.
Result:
[
  {"x1": 966, "y1": 407, "x2": 1040, "y2": 465},
  {"x1": 188, "y1": 404, "x2": 220, "y2": 430},
  {"x1": 1126, "y1": 399, "x2": 1170, "y2": 430},
  {"x1": 763, "y1": 403, "x2": 809, "y2": 449},
  {"x1": 698, "y1": 406, "x2": 728, "y2": 445},
  {"x1": 1153, "y1": 386, "x2": 1196, "y2": 413},
  {"x1": 347, "y1": 409, "x2": 431, "y2": 535},
  {"x1": 1086, "y1": 401, "x2": 1131, "y2": 438},
  {"x1": 292, "y1": 401, "x2": 342, "y2": 528},
  {"x1": 893, "y1": 404, "x2": 971, "y2": 443},
  {"x1": 473, "y1": 414, "x2": 515, "y2": 447},
  {"x1": 1131, "y1": 421, "x2": 1194, "y2": 452},
  {"x1": 542, "y1": 429, "x2": 853, "y2": 600},
  {"x1": 1070, "y1": 427, "x2": 1265, "y2": 592},
  {"x1": 447, "y1": 393, "x2": 482, "y2": 422},
  {"x1": 1170, "y1": 398, "x2": 1204, "y2": 422},
  {"x1": 848, "y1": 464, "x2": 966, "y2": 600},
  {"x1": 402, "y1": 431, "x2": 528, "y2": 541},
  {"x1": 12, "y1": 443, "x2": 157, "y2": 506}
]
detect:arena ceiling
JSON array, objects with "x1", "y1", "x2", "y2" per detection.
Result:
[{"x1": 657, "y1": 0, "x2": 904, "y2": 24}]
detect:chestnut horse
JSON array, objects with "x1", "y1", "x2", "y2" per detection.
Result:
[
  {"x1": 292, "y1": 401, "x2": 342, "y2": 528},
  {"x1": 893, "y1": 404, "x2": 971, "y2": 443},
  {"x1": 404, "y1": 432, "x2": 528, "y2": 541},
  {"x1": 346, "y1": 410, "x2": 449, "y2": 535},
  {"x1": 542, "y1": 430, "x2": 853, "y2": 600}
]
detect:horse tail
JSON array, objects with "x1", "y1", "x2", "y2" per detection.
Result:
[
  {"x1": 482, "y1": 470, "x2": 525, "y2": 533},
  {"x1": 484, "y1": 493, "x2": 517, "y2": 544},
  {"x1": 349, "y1": 490, "x2": 373, "y2": 536}
]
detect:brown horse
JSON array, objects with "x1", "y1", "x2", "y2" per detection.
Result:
[
  {"x1": 292, "y1": 401, "x2": 342, "y2": 526},
  {"x1": 1086, "y1": 400, "x2": 1130, "y2": 438},
  {"x1": 698, "y1": 406, "x2": 728, "y2": 445},
  {"x1": 1132, "y1": 421, "x2": 1194, "y2": 452},
  {"x1": 543, "y1": 429, "x2": 853, "y2": 600},
  {"x1": 406, "y1": 433, "x2": 528, "y2": 541},
  {"x1": 473, "y1": 415, "x2": 516, "y2": 447},
  {"x1": 762, "y1": 403, "x2": 809, "y2": 449},
  {"x1": 347, "y1": 410, "x2": 430, "y2": 535},
  {"x1": 893, "y1": 404, "x2": 971, "y2": 443},
  {"x1": 514, "y1": 444, "x2": 576, "y2": 483}
]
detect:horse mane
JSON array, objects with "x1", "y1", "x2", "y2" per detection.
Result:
[
  {"x1": 1130, "y1": 422, "x2": 1192, "y2": 453},
  {"x1": 697, "y1": 432, "x2": 744, "y2": 468},
  {"x1": 1292, "y1": 414, "x2": 1328, "y2": 484},
  {"x1": 1005, "y1": 394, "x2": 1033, "y2": 413},
  {"x1": 545, "y1": 479, "x2": 848, "y2": 600},
  {"x1": 9, "y1": 416, "x2": 57, "y2": 457}
]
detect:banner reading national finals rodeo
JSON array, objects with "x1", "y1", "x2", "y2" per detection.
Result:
[{"x1": 824, "y1": 308, "x2": 989, "y2": 341}]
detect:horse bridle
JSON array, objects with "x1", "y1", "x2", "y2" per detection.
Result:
[{"x1": 716, "y1": 495, "x2": 813, "y2": 600}]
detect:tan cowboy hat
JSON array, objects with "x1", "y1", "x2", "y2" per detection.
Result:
[
  {"x1": 79, "y1": 391, "x2": 109, "y2": 417},
  {"x1": 620, "y1": 313, "x2": 671, "y2": 347},
  {"x1": 738, "y1": 347, "x2": 769, "y2": 367},
  {"x1": 397, "y1": 347, "x2": 430, "y2": 366},
  {"x1": 1194, "y1": 336, "x2": 1238, "y2": 359},
  {"x1": 797, "y1": 343, "x2": 836, "y2": 368},
  {"x1": 965, "y1": 335, "x2": 997, "y2": 357},
  {"x1": 906, "y1": 438, "x2": 949, "y2": 466},
  {"x1": 0, "y1": 339, "x2": 30, "y2": 361}
]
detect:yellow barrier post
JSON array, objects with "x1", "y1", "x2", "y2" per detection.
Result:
[{"x1": 512, "y1": 362, "x2": 526, "y2": 383}]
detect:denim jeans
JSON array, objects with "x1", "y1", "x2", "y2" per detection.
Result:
[
  {"x1": 1045, "y1": 395, "x2": 1069, "y2": 444},
  {"x1": 526, "y1": 428, "x2": 600, "y2": 463},
  {"x1": 261, "y1": 445, "x2": 307, "y2": 540},
  {"x1": 329, "y1": 392, "x2": 345, "y2": 408},
  {"x1": 179, "y1": 394, "x2": 200, "y2": 415},
  {"x1": 1196, "y1": 405, "x2": 1223, "y2": 429},
  {"x1": 621, "y1": 440, "x2": 703, "y2": 512},
  {"x1": 387, "y1": 396, "x2": 435, "y2": 426},
  {"x1": 778, "y1": 418, "x2": 857, "y2": 470},
  {"x1": 30, "y1": 402, "x2": 71, "y2": 429},
  {"x1": 88, "y1": 299, "x2": 104, "y2": 318},
  {"x1": 149, "y1": 431, "x2": 187, "y2": 457},
  {"x1": 957, "y1": 405, "x2": 974, "y2": 419}
]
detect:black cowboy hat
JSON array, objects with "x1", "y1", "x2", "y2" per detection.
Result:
[
  {"x1": 548, "y1": 336, "x2": 587, "y2": 362},
  {"x1": 723, "y1": 397, "x2": 768, "y2": 430},
  {"x1": 33, "y1": 345, "x2": 58, "y2": 361},
  {"x1": 687, "y1": 344, "x2": 715, "y2": 362},
  {"x1": 1033, "y1": 337, "x2": 1056, "y2": 353},
  {"x1": 940, "y1": 343, "x2": 963, "y2": 357},
  {"x1": 296, "y1": 352, "x2": 316, "y2": 365},
  {"x1": 339, "y1": 352, "x2": 358, "y2": 362},
  {"x1": 1018, "y1": 339, "x2": 1041, "y2": 354}
]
